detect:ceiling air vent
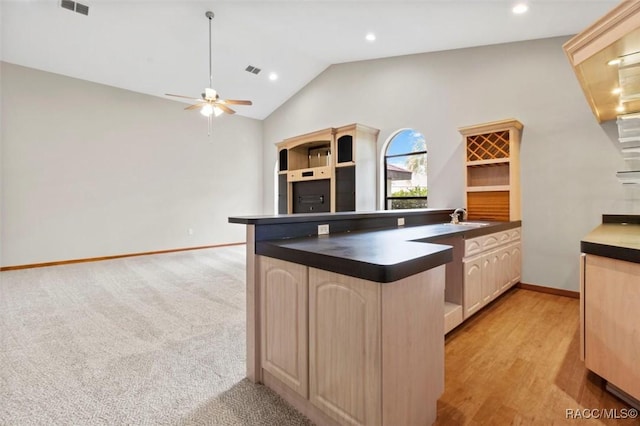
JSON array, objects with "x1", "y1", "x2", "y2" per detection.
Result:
[
  {"x1": 75, "y1": 3, "x2": 89, "y2": 15},
  {"x1": 245, "y1": 65, "x2": 261, "y2": 75},
  {"x1": 61, "y1": 0, "x2": 75, "y2": 11},
  {"x1": 60, "y1": 0, "x2": 90, "y2": 16}
]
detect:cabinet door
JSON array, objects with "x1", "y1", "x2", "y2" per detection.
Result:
[
  {"x1": 277, "y1": 174, "x2": 288, "y2": 215},
  {"x1": 584, "y1": 255, "x2": 640, "y2": 401},
  {"x1": 335, "y1": 165, "x2": 356, "y2": 212},
  {"x1": 498, "y1": 246, "x2": 512, "y2": 293},
  {"x1": 481, "y1": 250, "x2": 499, "y2": 303},
  {"x1": 464, "y1": 256, "x2": 483, "y2": 319},
  {"x1": 292, "y1": 180, "x2": 331, "y2": 213},
  {"x1": 336, "y1": 134, "x2": 354, "y2": 163},
  {"x1": 579, "y1": 253, "x2": 585, "y2": 362},
  {"x1": 509, "y1": 242, "x2": 522, "y2": 285},
  {"x1": 308, "y1": 268, "x2": 381, "y2": 426},
  {"x1": 260, "y1": 256, "x2": 308, "y2": 398}
]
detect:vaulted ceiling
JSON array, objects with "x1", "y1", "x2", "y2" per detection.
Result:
[{"x1": 1, "y1": 0, "x2": 618, "y2": 120}]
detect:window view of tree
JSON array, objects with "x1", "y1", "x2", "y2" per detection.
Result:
[{"x1": 384, "y1": 129, "x2": 428, "y2": 209}]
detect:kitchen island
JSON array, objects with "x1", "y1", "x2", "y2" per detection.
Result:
[
  {"x1": 580, "y1": 214, "x2": 640, "y2": 409},
  {"x1": 229, "y1": 209, "x2": 521, "y2": 425}
]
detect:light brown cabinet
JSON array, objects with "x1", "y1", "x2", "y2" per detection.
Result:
[
  {"x1": 308, "y1": 268, "x2": 381, "y2": 426},
  {"x1": 497, "y1": 246, "x2": 512, "y2": 292},
  {"x1": 458, "y1": 119, "x2": 523, "y2": 222},
  {"x1": 509, "y1": 241, "x2": 522, "y2": 285},
  {"x1": 481, "y1": 249, "x2": 499, "y2": 304},
  {"x1": 463, "y1": 227, "x2": 521, "y2": 319},
  {"x1": 463, "y1": 255, "x2": 483, "y2": 318},
  {"x1": 260, "y1": 257, "x2": 309, "y2": 398},
  {"x1": 580, "y1": 254, "x2": 640, "y2": 404},
  {"x1": 258, "y1": 255, "x2": 445, "y2": 426}
]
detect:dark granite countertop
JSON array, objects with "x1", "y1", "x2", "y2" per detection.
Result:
[
  {"x1": 229, "y1": 208, "x2": 453, "y2": 225},
  {"x1": 581, "y1": 215, "x2": 640, "y2": 264},
  {"x1": 257, "y1": 221, "x2": 521, "y2": 283}
]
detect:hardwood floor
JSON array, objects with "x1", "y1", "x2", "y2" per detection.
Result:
[{"x1": 436, "y1": 288, "x2": 639, "y2": 425}]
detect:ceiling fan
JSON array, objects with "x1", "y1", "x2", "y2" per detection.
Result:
[{"x1": 165, "y1": 11, "x2": 252, "y2": 131}]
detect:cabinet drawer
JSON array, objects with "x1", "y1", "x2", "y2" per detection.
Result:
[
  {"x1": 465, "y1": 228, "x2": 519, "y2": 257},
  {"x1": 485, "y1": 231, "x2": 511, "y2": 249},
  {"x1": 465, "y1": 236, "x2": 484, "y2": 257},
  {"x1": 465, "y1": 232, "x2": 506, "y2": 255},
  {"x1": 482, "y1": 233, "x2": 502, "y2": 251},
  {"x1": 288, "y1": 166, "x2": 332, "y2": 182}
]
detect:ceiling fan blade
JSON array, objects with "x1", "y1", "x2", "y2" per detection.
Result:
[
  {"x1": 185, "y1": 103, "x2": 206, "y2": 110},
  {"x1": 216, "y1": 103, "x2": 236, "y2": 115},
  {"x1": 166, "y1": 93, "x2": 202, "y2": 101},
  {"x1": 222, "y1": 99, "x2": 253, "y2": 106}
]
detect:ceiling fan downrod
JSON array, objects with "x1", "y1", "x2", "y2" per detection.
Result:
[
  {"x1": 206, "y1": 11, "x2": 214, "y2": 91},
  {"x1": 206, "y1": 11, "x2": 214, "y2": 136}
]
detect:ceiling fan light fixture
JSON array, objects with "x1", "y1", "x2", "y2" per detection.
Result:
[
  {"x1": 164, "y1": 9, "x2": 253, "y2": 133},
  {"x1": 205, "y1": 88, "x2": 217, "y2": 100},
  {"x1": 512, "y1": 3, "x2": 529, "y2": 14},
  {"x1": 200, "y1": 104, "x2": 214, "y2": 117}
]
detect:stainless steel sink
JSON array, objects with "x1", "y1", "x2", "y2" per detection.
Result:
[{"x1": 442, "y1": 221, "x2": 491, "y2": 228}]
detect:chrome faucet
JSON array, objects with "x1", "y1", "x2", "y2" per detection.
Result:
[{"x1": 450, "y1": 208, "x2": 467, "y2": 224}]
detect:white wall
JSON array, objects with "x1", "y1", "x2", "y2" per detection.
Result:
[
  {"x1": 263, "y1": 36, "x2": 640, "y2": 291},
  {"x1": 1, "y1": 62, "x2": 263, "y2": 267}
]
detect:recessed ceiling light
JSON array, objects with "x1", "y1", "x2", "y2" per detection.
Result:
[
  {"x1": 365, "y1": 33, "x2": 376, "y2": 42},
  {"x1": 269, "y1": 72, "x2": 278, "y2": 81},
  {"x1": 512, "y1": 3, "x2": 528, "y2": 14}
]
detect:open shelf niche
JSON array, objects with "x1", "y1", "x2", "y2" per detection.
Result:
[{"x1": 459, "y1": 119, "x2": 523, "y2": 221}]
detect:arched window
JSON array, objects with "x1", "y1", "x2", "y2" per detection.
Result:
[{"x1": 384, "y1": 129, "x2": 428, "y2": 209}]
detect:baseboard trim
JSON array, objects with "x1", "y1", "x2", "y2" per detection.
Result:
[
  {"x1": 517, "y1": 282, "x2": 579, "y2": 299},
  {"x1": 0, "y1": 242, "x2": 246, "y2": 271}
]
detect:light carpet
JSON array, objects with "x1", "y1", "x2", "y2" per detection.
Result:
[{"x1": 0, "y1": 246, "x2": 312, "y2": 425}]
